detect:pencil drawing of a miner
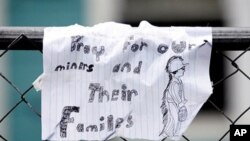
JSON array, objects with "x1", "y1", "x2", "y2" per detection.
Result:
[{"x1": 160, "y1": 56, "x2": 188, "y2": 137}]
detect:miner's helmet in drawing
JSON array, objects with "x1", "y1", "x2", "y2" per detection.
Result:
[{"x1": 166, "y1": 56, "x2": 188, "y2": 73}]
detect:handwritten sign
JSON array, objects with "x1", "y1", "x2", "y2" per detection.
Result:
[{"x1": 37, "y1": 21, "x2": 212, "y2": 140}]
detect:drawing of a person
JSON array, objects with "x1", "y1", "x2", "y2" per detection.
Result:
[{"x1": 160, "y1": 56, "x2": 188, "y2": 137}]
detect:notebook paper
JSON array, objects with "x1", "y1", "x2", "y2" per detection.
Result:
[{"x1": 39, "y1": 21, "x2": 212, "y2": 140}]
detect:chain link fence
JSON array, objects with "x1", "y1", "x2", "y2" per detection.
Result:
[{"x1": 0, "y1": 27, "x2": 250, "y2": 141}]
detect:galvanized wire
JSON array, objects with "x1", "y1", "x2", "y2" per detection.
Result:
[{"x1": 0, "y1": 29, "x2": 250, "y2": 141}]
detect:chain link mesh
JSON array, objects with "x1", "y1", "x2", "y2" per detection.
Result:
[{"x1": 0, "y1": 34, "x2": 250, "y2": 141}]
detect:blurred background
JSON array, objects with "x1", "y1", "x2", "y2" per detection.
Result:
[{"x1": 0, "y1": 0, "x2": 250, "y2": 141}]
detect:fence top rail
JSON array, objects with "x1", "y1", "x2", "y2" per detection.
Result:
[{"x1": 1, "y1": 27, "x2": 250, "y2": 50}]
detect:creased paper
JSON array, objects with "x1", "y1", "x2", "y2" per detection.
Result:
[{"x1": 38, "y1": 21, "x2": 213, "y2": 140}]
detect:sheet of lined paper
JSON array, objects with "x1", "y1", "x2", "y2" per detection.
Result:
[{"x1": 38, "y1": 21, "x2": 212, "y2": 140}]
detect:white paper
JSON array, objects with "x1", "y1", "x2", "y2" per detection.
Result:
[{"x1": 39, "y1": 21, "x2": 212, "y2": 140}]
